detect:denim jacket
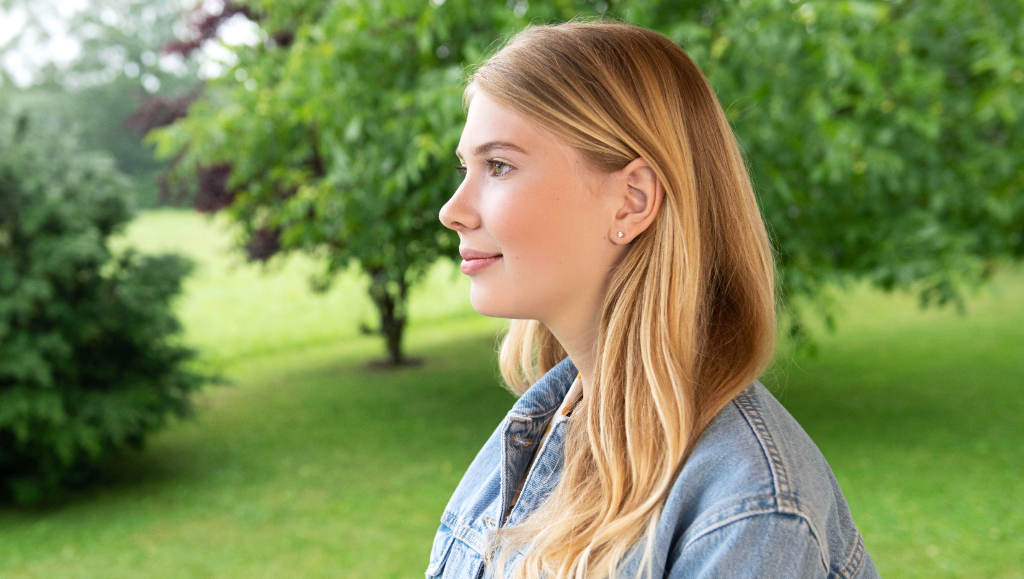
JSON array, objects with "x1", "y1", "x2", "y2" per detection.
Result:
[{"x1": 427, "y1": 358, "x2": 880, "y2": 578}]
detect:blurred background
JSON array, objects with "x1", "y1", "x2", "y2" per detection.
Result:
[{"x1": 0, "y1": 0, "x2": 1021, "y2": 577}]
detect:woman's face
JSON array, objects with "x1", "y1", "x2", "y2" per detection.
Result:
[{"x1": 439, "y1": 93, "x2": 626, "y2": 329}]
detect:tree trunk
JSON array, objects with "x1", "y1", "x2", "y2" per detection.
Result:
[{"x1": 367, "y1": 267, "x2": 408, "y2": 366}]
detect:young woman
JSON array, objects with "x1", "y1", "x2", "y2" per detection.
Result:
[{"x1": 432, "y1": 20, "x2": 880, "y2": 579}]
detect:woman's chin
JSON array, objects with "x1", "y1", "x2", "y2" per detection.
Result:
[
  {"x1": 468, "y1": 289, "x2": 520, "y2": 320},
  {"x1": 468, "y1": 300, "x2": 509, "y2": 319}
]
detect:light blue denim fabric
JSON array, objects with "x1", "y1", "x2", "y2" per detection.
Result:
[{"x1": 427, "y1": 357, "x2": 880, "y2": 579}]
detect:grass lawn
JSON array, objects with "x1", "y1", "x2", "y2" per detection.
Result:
[{"x1": 0, "y1": 209, "x2": 1021, "y2": 578}]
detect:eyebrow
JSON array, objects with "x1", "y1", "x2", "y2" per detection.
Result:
[{"x1": 456, "y1": 140, "x2": 528, "y2": 160}]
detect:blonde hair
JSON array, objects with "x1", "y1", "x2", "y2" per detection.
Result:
[{"x1": 471, "y1": 21, "x2": 778, "y2": 579}]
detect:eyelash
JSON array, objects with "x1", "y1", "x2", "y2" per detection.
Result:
[{"x1": 455, "y1": 160, "x2": 514, "y2": 177}]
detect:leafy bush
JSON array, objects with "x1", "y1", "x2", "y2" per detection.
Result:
[{"x1": 0, "y1": 105, "x2": 207, "y2": 504}]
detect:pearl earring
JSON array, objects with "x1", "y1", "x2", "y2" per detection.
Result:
[{"x1": 617, "y1": 231, "x2": 624, "y2": 238}]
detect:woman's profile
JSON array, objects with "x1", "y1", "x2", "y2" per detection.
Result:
[{"x1": 432, "y1": 20, "x2": 880, "y2": 579}]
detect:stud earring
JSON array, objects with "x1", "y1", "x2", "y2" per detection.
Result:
[{"x1": 617, "y1": 231, "x2": 624, "y2": 238}]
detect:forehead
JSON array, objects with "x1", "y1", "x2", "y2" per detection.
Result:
[{"x1": 458, "y1": 93, "x2": 549, "y2": 156}]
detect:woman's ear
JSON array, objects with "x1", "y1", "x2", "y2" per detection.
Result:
[{"x1": 611, "y1": 157, "x2": 663, "y2": 243}]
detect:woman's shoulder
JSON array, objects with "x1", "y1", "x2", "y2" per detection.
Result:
[{"x1": 655, "y1": 382, "x2": 878, "y2": 578}]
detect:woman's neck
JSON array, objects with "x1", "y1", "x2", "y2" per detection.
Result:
[
  {"x1": 546, "y1": 318, "x2": 599, "y2": 400},
  {"x1": 541, "y1": 271, "x2": 615, "y2": 400}
]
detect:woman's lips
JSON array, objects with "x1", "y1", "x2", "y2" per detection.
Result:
[
  {"x1": 460, "y1": 255, "x2": 502, "y2": 275},
  {"x1": 459, "y1": 247, "x2": 502, "y2": 275}
]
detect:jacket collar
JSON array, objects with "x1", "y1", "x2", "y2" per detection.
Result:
[{"x1": 507, "y1": 357, "x2": 578, "y2": 418}]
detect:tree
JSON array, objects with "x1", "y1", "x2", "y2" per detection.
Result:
[
  {"x1": 150, "y1": 0, "x2": 599, "y2": 365},
  {"x1": 151, "y1": 0, "x2": 1023, "y2": 362},
  {"x1": 0, "y1": 101, "x2": 208, "y2": 504},
  {"x1": 639, "y1": 0, "x2": 1024, "y2": 334},
  {"x1": 0, "y1": 0, "x2": 203, "y2": 207}
]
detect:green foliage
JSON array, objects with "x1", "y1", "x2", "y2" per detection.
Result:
[
  {"x1": 0, "y1": 105, "x2": 207, "y2": 504},
  {"x1": 640, "y1": 0, "x2": 1024, "y2": 334},
  {"x1": 1, "y1": 0, "x2": 203, "y2": 208},
  {"x1": 151, "y1": 0, "x2": 586, "y2": 363},
  {"x1": 152, "y1": 0, "x2": 1023, "y2": 356}
]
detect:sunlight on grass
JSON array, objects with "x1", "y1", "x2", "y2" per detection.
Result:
[
  {"x1": 109, "y1": 209, "x2": 479, "y2": 365},
  {"x1": 0, "y1": 210, "x2": 1020, "y2": 578}
]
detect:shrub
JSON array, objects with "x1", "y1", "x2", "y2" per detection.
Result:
[{"x1": 0, "y1": 104, "x2": 208, "y2": 504}]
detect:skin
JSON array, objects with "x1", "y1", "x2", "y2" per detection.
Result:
[{"x1": 439, "y1": 92, "x2": 663, "y2": 397}]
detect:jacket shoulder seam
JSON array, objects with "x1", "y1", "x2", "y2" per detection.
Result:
[
  {"x1": 730, "y1": 391, "x2": 832, "y2": 573},
  {"x1": 733, "y1": 391, "x2": 798, "y2": 509},
  {"x1": 682, "y1": 510, "x2": 829, "y2": 577},
  {"x1": 834, "y1": 531, "x2": 867, "y2": 579}
]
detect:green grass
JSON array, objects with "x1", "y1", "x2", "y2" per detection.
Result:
[
  {"x1": 0, "y1": 210, "x2": 1021, "y2": 578},
  {"x1": 769, "y1": 277, "x2": 1024, "y2": 578},
  {"x1": 109, "y1": 209, "x2": 483, "y2": 366}
]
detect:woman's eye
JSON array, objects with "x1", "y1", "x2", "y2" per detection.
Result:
[
  {"x1": 455, "y1": 160, "x2": 512, "y2": 178},
  {"x1": 488, "y1": 160, "x2": 512, "y2": 177}
]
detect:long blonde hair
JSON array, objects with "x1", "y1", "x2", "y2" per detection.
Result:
[{"x1": 474, "y1": 21, "x2": 777, "y2": 579}]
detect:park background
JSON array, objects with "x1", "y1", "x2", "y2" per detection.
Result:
[{"x1": 1, "y1": 0, "x2": 1022, "y2": 577}]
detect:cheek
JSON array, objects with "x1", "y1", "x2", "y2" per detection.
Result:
[
  {"x1": 493, "y1": 181, "x2": 578, "y2": 273},
  {"x1": 487, "y1": 176, "x2": 603, "y2": 304}
]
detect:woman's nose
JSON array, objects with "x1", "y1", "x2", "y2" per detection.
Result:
[{"x1": 439, "y1": 181, "x2": 480, "y2": 232}]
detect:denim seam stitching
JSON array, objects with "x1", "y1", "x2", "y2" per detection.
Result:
[
  {"x1": 683, "y1": 493, "x2": 781, "y2": 542},
  {"x1": 681, "y1": 505, "x2": 778, "y2": 549},
  {"x1": 508, "y1": 409, "x2": 557, "y2": 420},
  {"x1": 733, "y1": 392, "x2": 830, "y2": 572},
  {"x1": 498, "y1": 418, "x2": 512, "y2": 526},
  {"x1": 442, "y1": 510, "x2": 485, "y2": 554},
  {"x1": 734, "y1": 393, "x2": 797, "y2": 509},
  {"x1": 505, "y1": 421, "x2": 565, "y2": 526},
  {"x1": 425, "y1": 529, "x2": 454, "y2": 577},
  {"x1": 681, "y1": 507, "x2": 827, "y2": 579},
  {"x1": 834, "y1": 531, "x2": 866, "y2": 579}
]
